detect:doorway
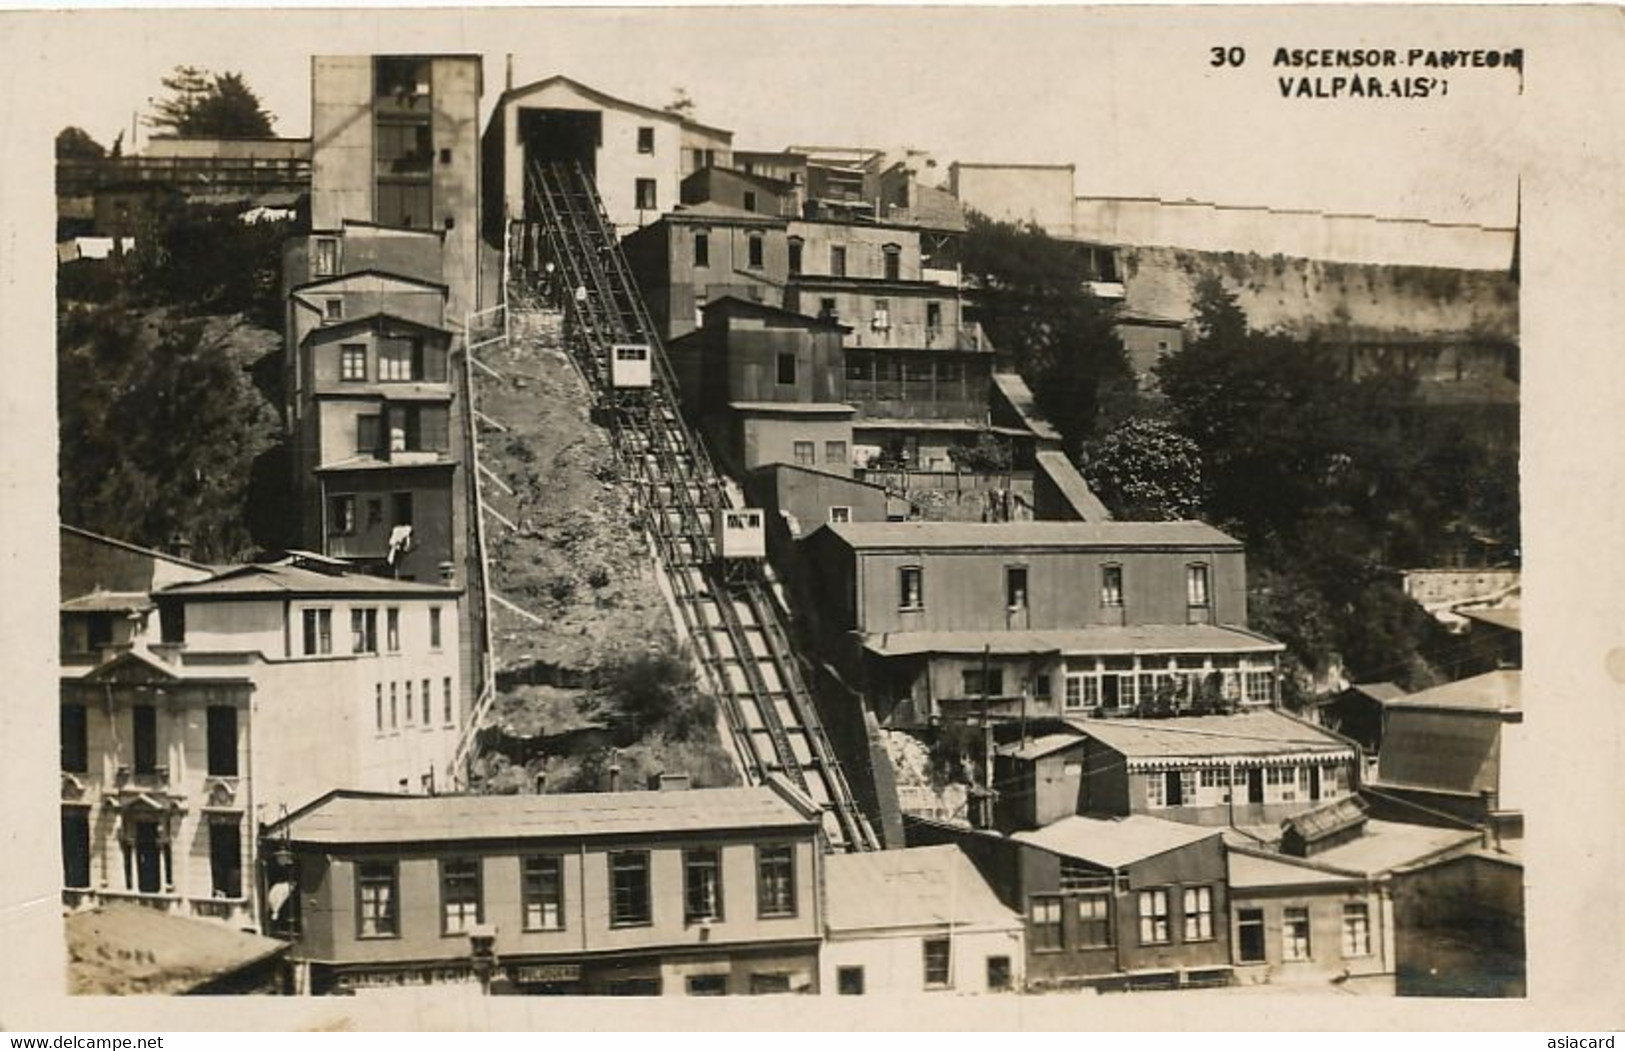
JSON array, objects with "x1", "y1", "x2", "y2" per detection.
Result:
[{"x1": 520, "y1": 108, "x2": 603, "y2": 214}]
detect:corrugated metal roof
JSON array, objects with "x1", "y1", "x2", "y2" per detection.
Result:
[
  {"x1": 825, "y1": 519, "x2": 1240, "y2": 550},
  {"x1": 997, "y1": 732, "x2": 1086, "y2": 760},
  {"x1": 1282, "y1": 797, "x2": 1368, "y2": 843},
  {"x1": 1227, "y1": 850, "x2": 1362, "y2": 889},
  {"x1": 66, "y1": 903, "x2": 287, "y2": 995},
  {"x1": 1385, "y1": 670, "x2": 1521, "y2": 713},
  {"x1": 824, "y1": 845, "x2": 1021, "y2": 934},
  {"x1": 864, "y1": 624, "x2": 1283, "y2": 658},
  {"x1": 1034, "y1": 449, "x2": 1113, "y2": 521},
  {"x1": 1070, "y1": 710, "x2": 1354, "y2": 760},
  {"x1": 1013, "y1": 814, "x2": 1220, "y2": 869},
  {"x1": 275, "y1": 786, "x2": 816, "y2": 845},
  {"x1": 1297, "y1": 819, "x2": 1483, "y2": 877},
  {"x1": 159, "y1": 563, "x2": 458, "y2": 599}
]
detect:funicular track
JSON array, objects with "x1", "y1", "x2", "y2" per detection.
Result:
[{"x1": 500, "y1": 160, "x2": 877, "y2": 852}]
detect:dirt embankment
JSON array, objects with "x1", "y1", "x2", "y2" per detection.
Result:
[{"x1": 469, "y1": 309, "x2": 738, "y2": 793}]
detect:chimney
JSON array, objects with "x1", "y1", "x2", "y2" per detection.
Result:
[
  {"x1": 168, "y1": 533, "x2": 193, "y2": 561},
  {"x1": 533, "y1": 771, "x2": 548, "y2": 794},
  {"x1": 606, "y1": 749, "x2": 621, "y2": 793},
  {"x1": 505, "y1": 53, "x2": 514, "y2": 92},
  {"x1": 648, "y1": 772, "x2": 691, "y2": 792},
  {"x1": 438, "y1": 561, "x2": 456, "y2": 584}
]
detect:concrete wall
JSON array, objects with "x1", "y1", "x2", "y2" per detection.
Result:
[
  {"x1": 787, "y1": 221, "x2": 924, "y2": 281},
  {"x1": 949, "y1": 164, "x2": 1075, "y2": 235},
  {"x1": 1230, "y1": 884, "x2": 1389, "y2": 985},
  {"x1": 310, "y1": 56, "x2": 374, "y2": 232},
  {"x1": 430, "y1": 58, "x2": 483, "y2": 320},
  {"x1": 144, "y1": 137, "x2": 311, "y2": 161},
  {"x1": 821, "y1": 927, "x2": 1024, "y2": 995},
  {"x1": 848, "y1": 545, "x2": 1247, "y2": 635},
  {"x1": 60, "y1": 530, "x2": 211, "y2": 598},
  {"x1": 319, "y1": 466, "x2": 457, "y2": 582},
  {"x1": 738, "y1": 415, "x2": 854, "y2": 477}
]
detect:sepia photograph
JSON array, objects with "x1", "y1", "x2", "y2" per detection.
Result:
[{"x1": 2, "y1": 2, "x2": 1622, "y2": 1034}]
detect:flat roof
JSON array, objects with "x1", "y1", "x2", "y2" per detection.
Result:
[
  {"x1": 864, "y1": 624, "x2": 1283, "y2": 659},
  {"x1": 1459, "y1": 607, "x2": 1521, "y2": 632},
  {"x1": 824, "y1": 519, "x2": 1241, "y2": 551},
  {"x1": 67, "y1": 903, "x2": 288, "y2": 995},
  {"x1": 1298, "y1": 819, "x2": 1484, "y2": 877},
  {"x1": 1385, "y1": 670, "x2": 1521, "y2": 713},
  {"x1": 824, "y1": 845, "x2": 1021, "y2": 934},
  {"x1": 1227, "y1": 849, "x2": 1364, "y2": 890},
  {"x1": 274, "y1": 785, "x2": 816, "y2": 846},
  {"x1": 1013, "y1": 814, "x2": 1220, "y2": 870},
  {"x1": 159, "y1": 563, "x2": 458, "y2": 600},
  {"x1": 1069, "y1": 710, "x2": 1355, "y2": 761},
  {"x1": 667, "y1": 200, "x2": 790, "y2": 225}
]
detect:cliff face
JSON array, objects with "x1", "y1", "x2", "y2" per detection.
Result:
[{"x1": 1121, "y1": 246, "x2": 1518, "y2": 342}]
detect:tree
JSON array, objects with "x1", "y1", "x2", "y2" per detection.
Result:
[
  {"x1": 959, "y1": 213, "x2": 1136, "y2": 456},
  {"x1": 1081, "y1": 417, "x2": 1203, "y2": 521},
  {"x1": 664, "y1": 87, "x2": 696, "y2": 119},
  {"x1": 147, "y1": 65, "x2": 275, "y2": 138},
  {"x1": 56, "y1": 126, "x2": 105, "y2": 160}
]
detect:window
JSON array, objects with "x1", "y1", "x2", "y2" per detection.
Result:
[
  {"x1": 62, "y1": 809, "x2": 91, "y2": 889},
  {"x1": 836, "y1": 966, "x2": 865, "y2": 995},
  {"x1": 1146, "y1": 773, "x2": 1165, "y2": 808},
  {"x1": 1031, "y1": 897, "x2": 1063, "y2": 952},
  {"x1": 792, "y1": 441, "x2": 815, "y2": 466},
  {"x1": 159, "y1": 602, "x2": 185, "y2": 645},
  {"x1": 787, "y1": 237, "x2": 803, "y2": 274},
  {"x1": 440, "y1": 858, "x2": 483, "y2": 935},
  {"x1": 818, "y1": 296, "x2": 838, "y2": 320},
  {"x1": 883, "y1": 244, "x2": 901, "y2": 281},
  {"x1": 1283, "y1": 906, "x2": 1312, "y2": 961},
  {"x1": 303, "y1": 608, "x2": 333, "y2": 656},
  {"x1": 828, "y1": 506, "x2": 852, "y2": 524},
  {"x1": 636, "y1": 126, "x2": 654, "y2": 154},
  {"x1": 923, "y1": 937, "x2": 952, "y2": 989},
  {"x1": 1059, "y1": 857, "x2": 1095, "y2": 891},
  {"x1": 357, "y1": 862, "x2": 399, "y2": 938},
  {"x1": 899, "y1": 566, "x2": 923, "y2": 610},
  {"x1": 1187, "y1": 563, "x2": 1211, "y2": 607},
  {"x1": 777, "y1": 352, "x2": 797, "y2": 386},
  {"x1": 1034, "y1": 673, "x2": 1052, "y2": 702},
  {"x1": 1246, "y1": 669, "x2": 1275, "y2": 705},
  {"x1": 743, "y1": 190, "x2": 758, "y2": 212},
  {"x1": 1237, "y1": 908, "x2": 1267, "y2": 963},
  {"x1": 330, "y1": 495, "x2": 357, "y2": 535},
  {"x1": 610, "y1": 850, "x2": 652, "y2": 926},
  {"x1": 986, "y1": 956, "x2": 1012, "y2": 992},
  {"x1": 1101, "y1": 564, "x2": 1124, "y2": 607},
  {"x1": 443, "y1": 677, "x2": 453, "y2": 724},
  {"x1": 377, "y1": 181, "x2": 432, "y2": 229},
  {"x1": 313, "y1": 238, "x2": 339, "y2": 277},
  {"x1": 1138, "y1": 889, "x2": 1171, "y2": 945},
  {"x1": 830, "y1": 245, "x2": 846, "y2": 277},
  {"x1": 386, "y1": 608, "x2": 401, "y2": 652},
  {"x1": 1076, "y1": 894, "x2": 1112, "y2": 948},
  {"x1": 132, "y1": 705, "x2": 158, "y2": 775},
  {"x1": 340, "y1": 343, "x2": 367, "y2": 381},
  {"x1": 749, "y1": 973, "x2": 792, "y2": 995},
  {"x1": 756, "y1": 844, "x2": 796, "y2": 917},
  {"x1": 687, "y1": 974, "x2": 728, "y2": 996},
  {"x1": 206, "y1": 706, "x2": 237, "y2": 777},
  {"x1": 1006, "y1": 565, "x2": 1029, "y2": 609},
  {"x1": 404, "y1": 681, "x2": 414, "y2": 725},
  {"x1": 693, "y1": 231, "x2": 709, "y2": 268},
  {"x1": 747, "y1": 232, "x2": 764, "y2": 268},
  {"x1": 962, "y1": 667, "x2": 1005, "y2": 697},
  {"x1": 324, "y1": 298, "x2": 343, "y2": 322},
  {"x1": 635, "y1": 178, "x2": 657, "y2": 211},
  {"x1": 84, "y1": 612, "x2": 114, "y2": 651},
  {"x1": 392, "y1": 491, "x2": 414, "y2": 526},
  {"x1": 389, "y1": 682, "x2": 398, "y2": 729},
  {"x1": 357, "y1": 415, "x2": 381, "y2": 455},
  {"x1": 374, "y1": 684, "x2": 383, "y2": 732},
  {"x1": 421, "y1": 678, "x2": 430, "y2": 724},
  {"x1": 522, "y1": 856, "x2": 564, "y2": 931},
  {"x1": 209, "y1": 820, "x2": 241, "y2": 898},
  {"x1": 1184, "y1": 886, "x2": 1215, "y2": 941},
  {"x1": 61, "y1": 705, "x2": 87, "y2": 773},
  {"x1": 351, "y1": 608, "x2": 379, "y2": 654},
  {"x1": 926, "y1": 301, "x2": 942, "y2": 333},
  {"x1": 379, "y1": 338, "x2": 417, "y2": 382},
  {"x1": 872, "y1": 299, "x2": 890, "y2": 331},
  {"x1": 429, "y1": 607, "x2": 443, "y2": 649},
  {"x1": 376, "y1": 56, "x2": 430, "y2": 99},
  {"x1": 684, "y1": 847, "x2": 724, "y2": 923},
  {"x1": 1342, "y1": 903, "x2": 1372, "y2": 957},
  {"x1": 824, "y1": 440, "x2": 847, "y2": 465}
]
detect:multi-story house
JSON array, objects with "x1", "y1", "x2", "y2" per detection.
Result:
[
  {"x1": 483, "y1": 74, "x2": 733, "y2": 241},
  {"x1": 60, "y1": 536, "x2": 462, "y2": 932},
  {"x1": 800, "y1": 520, "x2": 1285, "y2": 728},
  {"x1": 910, "y1": 814, "x2": 1233, "y2": 992},
  {"x1": 265, "y1": 780, "x2": 824, "y2": 995},
  {"x1": 622, "y1": 204, "x2": 793, "y2": 343}
]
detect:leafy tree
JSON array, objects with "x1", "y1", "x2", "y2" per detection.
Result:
[
  {"x1": 128, "y1": 202, "x2": 291, "y2": 327},
  {"x1": 56, "y1": 127, "x2": 106, "y2": 160},
  {"x1": 664, "y1": 87, "x2": 696, "y2": 119},
  {"x1": 949, "y1": 430, "x2": 1012, "y2": 473},
  {"x1": 147, "y1": 65, "x2": 275, "y2": 138},
  {"x1": 1081, "y1": 417, "x2": 1203, "y2": 521},
  {"x1": 960, "y1": 213, "x2": 1136, "y2": 457}
]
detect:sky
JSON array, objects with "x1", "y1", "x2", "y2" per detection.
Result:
[{"x1": 37, "y1": 6, "x2": 1530, "y2": 225}]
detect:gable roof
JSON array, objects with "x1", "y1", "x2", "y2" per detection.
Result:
[
  {"x1": 158, "y1": 562, "x2": 458, "y2": 600},
  {"x1": 997, "y1": 732, "x2": 1086, "y2": 761},
  {"x1": 1295, "y1": 819, "x2": 1484, "y2": 876},
  {"x1": 299, "y1": 312, "x2": 453, "y2": 347},
  {"x1": 1069, "y1": 710, "x2": 1356, "y2": 762},
  {"x1": 289, "y1": 268, "x2": 447, "y2": 296},
  {"x1": 824, "y1": 519, "x2": 1241, "y2": 551},
  {"x1": 667, "y1": 200, "x2": 791, "y2": 226},
  {"x1": 270, "y1": 783, "x2": 817, "y2": 846},
  {"x1": 498, "y1": 74, "x2": 733, "y2": 138},
  {"x1": 61, "y1": 589, "x2": 155, "y2": 614},
  {"x1": 823, "y1": 845, "x2": 1021, "y2": 934},
  {"x1": 702, "y1": 294, "x2": 849, "y2": 331},
  {"x1": 60, "y1": 524, "x2": 214, "y2": 574},
  {"x1": 1384, "y1": 670, "x2": 1521, "y2": 714},
  {"x1": 1013, "y1": 814, "x2": 1221, "y2": 869},
  {"x1": 1227, "y1": 847, "x2": 1366, "y2": 889}
]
